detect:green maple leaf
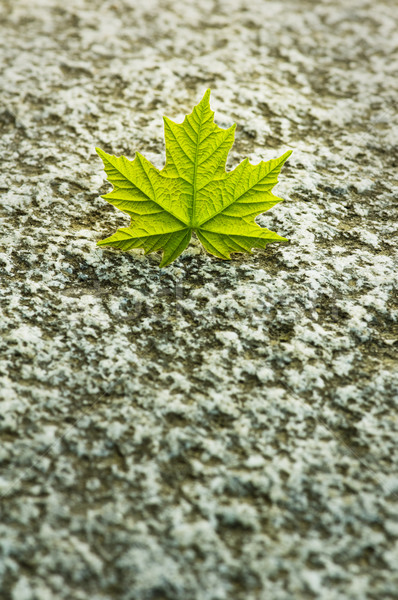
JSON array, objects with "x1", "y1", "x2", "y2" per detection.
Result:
[{"x1": 96, "y1": 89, "x2": 292, "y2": 267}]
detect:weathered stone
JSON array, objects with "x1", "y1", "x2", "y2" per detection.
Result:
[{"x1": 1, "y1": 1, "x2": 397, "y2": 599}]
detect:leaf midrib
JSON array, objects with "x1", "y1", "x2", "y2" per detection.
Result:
[{"x1": 191, "y1": 105, "x2": 204, "y2": 227}]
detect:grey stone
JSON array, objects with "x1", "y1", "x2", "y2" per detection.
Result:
[{"x1": 0, "y1": 0, "x2": 397, "y2": 599}]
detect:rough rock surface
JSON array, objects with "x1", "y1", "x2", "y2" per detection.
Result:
[{"x1": 1, "y1": 0, "x2": 398, "y2": 599}]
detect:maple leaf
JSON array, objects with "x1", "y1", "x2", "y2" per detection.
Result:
[{"x1": 96, "y1": 89, "x2": 292, "y2": 267}]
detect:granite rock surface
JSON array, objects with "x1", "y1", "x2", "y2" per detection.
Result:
[{"x1": 1, "y1": 0, "x2": 398, "y2": 599}]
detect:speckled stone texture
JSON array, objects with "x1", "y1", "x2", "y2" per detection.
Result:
[{"x1": 1, "y1": 0, "x2": 398, "y2": 599}]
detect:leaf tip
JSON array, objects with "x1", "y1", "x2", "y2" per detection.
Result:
[
  {"x1": 199, "y1": 88, "x2": 211, "y2": 108},
  {"x1": 95, "y1": 147, "x2": 110, "y2": 164},
  {"x1": 159, "y1": 257, "x2": 171, "y2": 268}
]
